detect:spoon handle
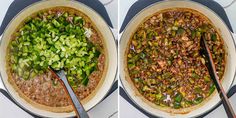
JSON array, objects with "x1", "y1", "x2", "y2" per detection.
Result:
[
  {"x1": 55, "y1": 70, "x2": 89, "y2": 118},
  {"x1": 200, "y1": 36, "x2": 235, "y2": 118}
]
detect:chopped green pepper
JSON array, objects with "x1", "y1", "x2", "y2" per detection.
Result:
[
  {"x1": 191, "y1": 72, "x2": 200, "y2": 79},
  {"x1": 162, "y1": 72, "x2": 172, "y2": 79},
  {"x1": 175, "y1": 93, "x2": 182, "y2": 103},
  {"x1": 156, "y1": 93, "x2": 162, "y2": 100},
  {"x1": 8, "y1": 10, "x2": 101, "y2": 88},
  {"x1": 211, "y1": 33, "x2": 217, "y2": 41},
  {"x1": 209, "y1": 84, "x2": 216, "y2": 95},
  {"x1": 193, "y1": 96, "x2": 203, "y2": 104},
  {"x1": 177, "y1": 27, "x2": 185, "y2": 35}
]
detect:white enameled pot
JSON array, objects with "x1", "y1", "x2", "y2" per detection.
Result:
[
  {"x1": 120, "y1": 0, "x2": 236, "y2": 117},
  {"x1": 0, "y1": 0, "x2": 117, "y2": 117}
]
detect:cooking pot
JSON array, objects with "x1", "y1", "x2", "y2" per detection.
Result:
[
  {"x1": 120, "y1": 0, "x2": 236, "y2": 117},
  {"x1": 0, "y1": 0, "x2": 117, "y2": 117}
]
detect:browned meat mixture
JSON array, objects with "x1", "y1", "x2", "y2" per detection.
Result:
[
  {"x1": 10, "y1": 54, "x2": 104, "y2": 107},
  {"x1": 127, "y1": 9, "x2": 225, "y2": 109}
]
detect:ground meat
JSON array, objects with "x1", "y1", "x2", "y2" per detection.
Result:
[
  {"x1": 11, "y1": 53, "x2": 105, "y2": 107},
  {"x1": 12, "y1": 72, "x2": 70, "y2": 107},
  {"x1": 10, "y1": 52, "x2": 105, "y2": 107}
]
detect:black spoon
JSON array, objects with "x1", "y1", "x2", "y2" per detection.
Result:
[
  {"x1": 49, "y1": 68, "x2": 89, "y2": 118},
  {"x1": 200, "y1": 33, "x2": 235, "y2": 118}
]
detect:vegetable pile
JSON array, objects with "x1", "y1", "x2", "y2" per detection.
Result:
[
  {"x1": 8, "y1": 10, "x2": 101, "y2": 87},
  {"x1": 127, "y1": 9, "x2": 225, "y2": 109}
]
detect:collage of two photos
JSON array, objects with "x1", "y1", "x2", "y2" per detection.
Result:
[{"x1": 0, "y1": 0, "x2": 236, "y2": 118}]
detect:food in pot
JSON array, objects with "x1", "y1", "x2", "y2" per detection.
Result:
[
  {"x1": 6, "y1": 7, "x2": 106, "y2": 111},
  {"x1": 126, "y1": 8, "x2": 225, "y2": 109}
]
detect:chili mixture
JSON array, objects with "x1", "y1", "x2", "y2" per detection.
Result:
[{"x1": 127, "y1": 9, "x2": 225, "y2": 109}]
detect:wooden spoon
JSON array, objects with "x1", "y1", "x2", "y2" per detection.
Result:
[{"x1": 200, "y1": 33, "x2": 235, "y2": 118}]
